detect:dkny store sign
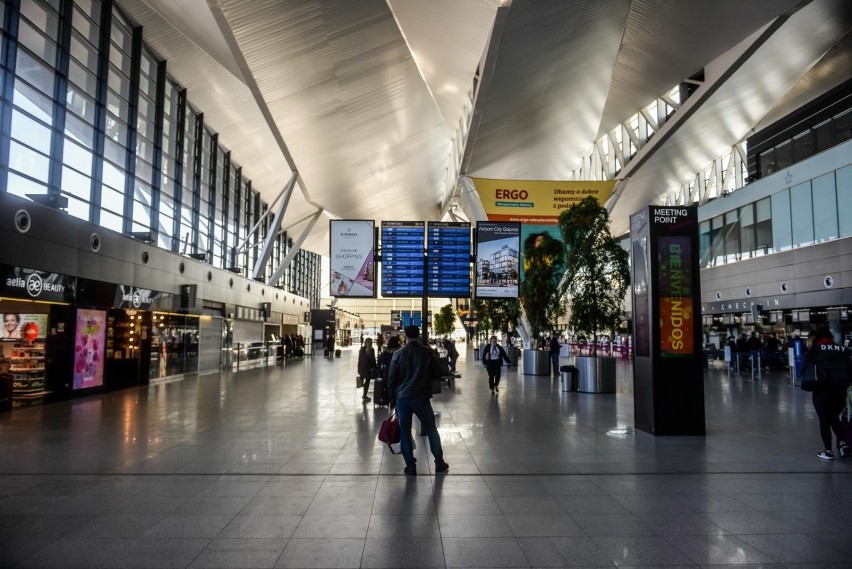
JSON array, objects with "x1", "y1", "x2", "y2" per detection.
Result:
[{"x1": 0, "y1": 264, "x2": 76, "y2": 302}]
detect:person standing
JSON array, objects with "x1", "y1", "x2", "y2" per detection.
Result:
[
  {"x1": 481, "y1": 335, "x2": 510, "y2": 393},
  {"x1": 387, "y1": 325, "x2": 449, "y2": 476},
  {"x1": 443, "y1": 336, "x2": 458, "y2": 374},
  {"x1": 357, "y1": 338, "x2": 378, "y2": 402},
  {"x1": 549, "y1": 334, "x2": 560, "y2": 376},
  {"x1": 801, "y1": 328, "x2": 851, "y2": 460}
]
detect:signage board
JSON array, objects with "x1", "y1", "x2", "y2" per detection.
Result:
[
  {"x1": 474, "y1": 222, "x2": 520, "y2": 299},
  {"x1": 427, "y1": 222, "x2": 471, "y2": 298},
  {"x1": 381, "y1": 221, "x2": 424, "y2": 297},
  {"x1": 471, "y1": 178, "x2": 615, "y2": 224},
  {"x1": 329, "y1": 220, "x2": 375, "y2": 297},
  {"x1": 0, "y1": 264, "x2": 75, "y2": 303}
]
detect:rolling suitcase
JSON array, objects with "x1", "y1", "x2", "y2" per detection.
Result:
[{"x1": 373, "y1": 378, "x2": 390, "y2": 406}]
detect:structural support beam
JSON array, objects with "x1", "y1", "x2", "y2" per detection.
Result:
[
  {"x1": 266, "y1": 208, "x2": 323, "y2": 286},
  {"x1": 251, "y1": 172, "x2": 297, "y2": 279}
]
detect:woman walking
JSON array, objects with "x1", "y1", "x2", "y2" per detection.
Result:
[
  {"x1": 801, "y1": 328, "x2": 851, "y2": 460},
  {"x1": 481, "y1": 335, "x2": 510, "y2": 393}
]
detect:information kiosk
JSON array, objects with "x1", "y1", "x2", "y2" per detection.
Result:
[{"x1": 630, "y1": 206, "x2": 705, "y2": 436}]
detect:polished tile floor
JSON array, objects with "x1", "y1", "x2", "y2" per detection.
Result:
[{"x1": 1, "y1": 347, "x2": 850, "y2": 568}]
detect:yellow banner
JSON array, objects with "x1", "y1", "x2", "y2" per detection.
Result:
[{"x1": 471, "y1": 178, "x2": 616, "y2": 224}]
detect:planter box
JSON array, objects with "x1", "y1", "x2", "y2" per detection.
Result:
[
  {"x1": 575, "y1": 355, "x2": 616, "y2": 393},
  {"x1": 522, "y1": 349, "x2": 550, "y2": 376}
]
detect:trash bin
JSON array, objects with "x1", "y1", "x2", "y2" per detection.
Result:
[
  {"x1": 473, "y1": 345, "x2": 480, "y2": 360},
  {"x1": 560, "y1": 365, "x2": 578, "y2": 392},
  {"x1": 506, "y1": 345, "x2": 519, "y2": 367}
]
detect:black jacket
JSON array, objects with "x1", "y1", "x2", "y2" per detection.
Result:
[
  {"x1": 481, "y1": 344, "x2": 510, "y2": 366},
  {"x1": 804, "y1": 339, "x2": 852, "y2": 388},
  {"x1": 388, "y1": 341, "x2": 442, "y2": 401}
]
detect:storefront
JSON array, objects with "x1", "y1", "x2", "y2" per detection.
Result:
[{"x1": 0, "y1": 265, "x2": 75, "y2": 410}]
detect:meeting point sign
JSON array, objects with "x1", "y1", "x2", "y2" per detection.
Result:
[{"x1": 1, "y1": 264, "x2": 76, "y2": 302}]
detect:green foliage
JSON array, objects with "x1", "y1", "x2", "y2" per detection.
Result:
[
  {"x1": 434, "y1": 304, "x2": 455, "y2": 336},
  {"x1": 558, "y1": 196, "x2": 630, "y2": 356},
  {"x1": 519, "y1": 232, "x2": 566, "y2": 341},
  {"x1": 471, "y1": 298, "x2": 521, "y2": 337}
]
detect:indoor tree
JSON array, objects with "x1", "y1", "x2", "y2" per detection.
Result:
[
  {"x1": 519, "y1": 231, "x2": 566, "y2": 346},
  {"x1": 434, "y1": 304, "x2": 456, "y2": 337},
  {"x1": 558, "y1": 196, "x2": 630, "y2": 356}
]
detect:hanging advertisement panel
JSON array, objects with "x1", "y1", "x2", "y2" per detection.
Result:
[
  {"x1": 73, "y1": 308, "x2": 107, "y2": 390},
  {"x1": 475, "y1": 222, "x2": 520, "y2": 299},
  {"x1": 329, "y1": 220, "x2": 375, "y2": 297},
  {"x1": 471, "y1": 178, "x2": 616, "y2": 224}
]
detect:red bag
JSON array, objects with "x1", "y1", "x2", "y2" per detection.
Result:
[{"x1": 378, "y1": 412, "x2": 400, "y2": 451}]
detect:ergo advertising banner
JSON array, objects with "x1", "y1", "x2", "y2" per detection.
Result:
[
  {"x1": 329, "y1": 220, "x2": 375, "y2": 297},
  {"x1": 471, "y1": 178, "x2": 616, "y2": 225}
]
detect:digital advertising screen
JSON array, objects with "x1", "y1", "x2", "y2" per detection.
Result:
[
  {"x1": 427, "y1": 222, "x2": 471, "y2": 298},
  {"x1": 329, "y1": 220, "x2": 375, "y2": 297},
  {"x1": 474, "y1": 222, "x2": 520, "y2": 298},
  {"x1": 381, "y1": 221, "x2": 424, "y2": 297},
  {"x1": 1, "y1": 313, "x2": 48, "y2": 341},
  {"x1": 658, "y1": 235, "x2": 694, "y2": 357},
  {"x1": 73, "y1": 308, "x2": 107, "y2": 390}
]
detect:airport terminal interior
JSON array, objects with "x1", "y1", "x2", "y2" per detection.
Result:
[{"x1": 2, "y1": 0, "x2": 852, "y2": 567}]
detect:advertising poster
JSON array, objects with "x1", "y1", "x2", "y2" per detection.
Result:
[
  {"x1": 329, "y1": 220, "x2": 375, "y2": 297},
  {"x1": 631, "y1": 238, "x2": 650, "y2": 357},
  {"x1": 658, "y1": 236, "x2": 694, "y2": 357},
  {"x1": 471, "y1": 178, "x2": 616, "y2": 224},
  {"x1": 73, "y1": 309, "x2": 106, "y2": 390},
  {"x1": 475, "y1": 222, "x2": 520, "y2": 298},
  {"x1": 519, "y1": 223, "x2": 563, "y2": 283},
  {"x1": 1, "y1": 313, "x2": 49, "y2": 341}
]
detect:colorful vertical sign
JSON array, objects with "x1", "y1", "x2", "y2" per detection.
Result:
[
  {"x1": 73, "y1": 309, "x2": 106, "y2": 390},
  {"x1": 329, "y1": 220, "x2": 375, "y2": 297},
  {"x1": 475, "y1": 222, "x2": 520, "y2": 299},
  {"x1": 658, "y1": 236, "x2": 694, "y2": 357}
]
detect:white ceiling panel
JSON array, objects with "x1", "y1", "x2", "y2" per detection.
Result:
[{"x1": 124, "y1": 0, "x2": 852, "y2": 258}]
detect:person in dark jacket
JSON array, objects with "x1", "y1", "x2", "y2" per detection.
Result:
[
  {"x1": 357, "y1": 338, "x2": 378, "y2": 401},
  {"x1": 801, "y1": 328, "x2": 851, "y2": 460},
  {"x1": 443, "y1": 336, "x2": 459, "y2": 374},
  {"x1": 549, "y1": 334, "x2": 560, "y2": 376},
  {"x1": 379, "y1": 335, "x2": 401, "y2": 380},
  {"x1": 387, "y1": 326, "x2": 448, "y2": 475},
  {"x1": 481, "y1": 335, "x2": 511, "y2": 393}
]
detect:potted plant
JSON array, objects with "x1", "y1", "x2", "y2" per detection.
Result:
[
  {"x1": 558, "y1": 196, "x2": 630, "y2": 392},
  {"x1": 471, "y1": 298, "x2": 521, "y2": 363},
  {"x1": 519, "y1": 231, "x2": 566, "y2": 375}
]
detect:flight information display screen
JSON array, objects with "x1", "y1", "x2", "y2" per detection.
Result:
[
  {"x1": 381, "y1": 221, "x2": 424, "y2": 297},
  {"x1": 427, "y1": 222, "x2": 471, "y2": 298}
]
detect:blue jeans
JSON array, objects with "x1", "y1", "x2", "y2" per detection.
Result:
[{"x1": 396, "y1": 397, "x2": 444, "y2": 470}]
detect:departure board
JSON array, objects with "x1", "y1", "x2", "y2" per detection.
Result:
[
  {"x1": 427, "y1": 222, "x2": 471, "y2": 297},
  {"x1": 401, "y1": 310, "x2": 422, "y2": 328},
  {"x1": 381, "y1": 221, "x2": 424, "y2": 297}
]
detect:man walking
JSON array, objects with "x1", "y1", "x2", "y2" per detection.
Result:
[{"x1": 387, "y1": 325, "x2": 449, "y2": 476}]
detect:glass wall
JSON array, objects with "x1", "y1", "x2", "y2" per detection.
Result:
[
  {"x1": 699, "y1": 166, "x2": 852, "y2": 269},
  {"x1": 0, "y1": 0, "x2": 322, "y2": 306}
]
